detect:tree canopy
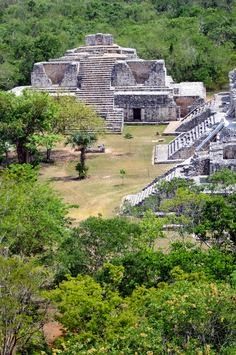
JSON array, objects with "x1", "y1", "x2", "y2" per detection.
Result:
[
  {"x1": 0, "y1": 164, "x2": 69, "y2": 259},
  {"x1": 0, "y1": 0, "x2": 235, "y2": 90},
  {"x1": 0, "y1": 90, "x2": 58, "y2": 163},
  {"x1": 0, "y1": 165, "x2": 236, "y2": 353},
  {"x1": 0, "y1": 255, "x2": 48, "y2": 355},
  {"x1": 0, "y1": 91, "x2": 104, "y2": 164}
]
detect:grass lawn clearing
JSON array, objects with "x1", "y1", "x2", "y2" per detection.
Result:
[{"x1": 40, "y1": 125, "x2": 175, "y2": 222}]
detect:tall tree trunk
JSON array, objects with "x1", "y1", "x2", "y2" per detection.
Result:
[
  {"x1": 46, "y1": 148, "x2": 51, "y2": 161},
  {"x1": 2, "y1": 334, "x2": 16, "y2": 355},
  {"x1": 5, "y1": 149, "x2": 9, "y2": 166},
  {"x1": 16, "y1": 140, "x2": 30, "y2": 164},
  {"x1": 80, "y1": 146, "x2": 86, "y2": 170}
]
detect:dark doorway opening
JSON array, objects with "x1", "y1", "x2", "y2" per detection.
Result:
[{"x1": 133, "y1": 108, "x2": 141, "y2": 121}]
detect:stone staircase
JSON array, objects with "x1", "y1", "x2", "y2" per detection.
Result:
[
  {"x1": 178, "y1": 100, "x2": 213, "y2": 127},
  {"x1": 124, "y1": 162, "x2": 188, "y2": 207},
  {"x1": 76, "y1": 56, "x2": 123, "y2": 133},
  {"x1": 167, "y1": 113, "x2": 218, "y2": 160},
  {"x1": 31, "y1": 87, "x2": 78, "y2": 94},
  {"x1": 123, "y1": 94, "x2": 227, "y2": 208},
  {"x1": 162, "y1": 100, "x2": 214, "y2": 136}
]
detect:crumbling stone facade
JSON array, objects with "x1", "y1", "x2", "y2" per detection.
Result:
[
  {"x1": 124, "y1": 69, "x2": 236, "y2": 207},
  {"x1": 29, "y1": 33, "x2": 206, "y2": 132},
  {"x1": 31, "y1": 62, "x2": 79, "y2": 88},
  {"x1": 210, "y1": 127, "x2": 236, "y2": 173},
  {"x1": 227, "y1": 69, "x2": 236, "y2": 119}
]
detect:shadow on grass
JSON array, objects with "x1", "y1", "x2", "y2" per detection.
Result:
[
  {"x1": 49, "y1": 176, "x2": 78, "y2": 182},
  {"x1": 113, "y1": 183, "x2": 125, "y2": 188}
]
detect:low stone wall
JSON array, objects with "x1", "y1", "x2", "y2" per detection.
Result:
[
  {"x1": 114, "y1": 94, "x2": 177, "y2": 122},
  {"x1": 169, "y1": 145, "x2": 196, "y2": 160},
  {"x1": 210, "y1": 140, "x2": 236, "y2": 173},
  {"x1": 85, "y1": 33, "x2": 113, "y2": 46}
]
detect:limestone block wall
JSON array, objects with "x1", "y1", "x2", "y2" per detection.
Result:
[
  {"x1": 31, "y1": 62, "x2": 79, "y2": 88},
  {"x1": 114, "y1": 93, "x2": 177, "y2": 122},
  {"x1": 60, "y1": 63, "x2": 79, "y2": 87},
  {"x1": 111, "y1": 60, "x2": 166, "y2": 87},
  {"x1": 209, "y1": 140, "x2": 236, "y2": 173},
  {"x1": 31, "y1": 63, "x2": 52, "y2": 88},
  {"x1": 170, "y1": 146, "x2": 196, "y2": 160},
  {"x1": 122, "y1": 106, "x2": 176, "y2": 122},
  {"x1": 186, "y1": 155, "x2": 210, "y2": 176},
  {"x1": 223, "y1": 144, "x2": 236, "y2": 159},
  {"x1": 85, "y1": 33, "x2": 114, "y2": 46},
  {"x1": 227, "y1": 69, "x2": 236, "y2": 119},
  {"x1": 111, "y1": 62, "x2": 136, "y2": 87},
  {"x1": 210, "y1": 160, "x2": 236, "y2": 173},
  {"x1": 195, "y1": 156, "x2": 210, "y2": 175}
]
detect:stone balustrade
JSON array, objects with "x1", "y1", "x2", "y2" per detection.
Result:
[
  {"x1": 180, "y1": 99, "x2": 213, "y2": 124},
  {"x1": 167, "y1": 113, "x2": 216, "y2": 159}
]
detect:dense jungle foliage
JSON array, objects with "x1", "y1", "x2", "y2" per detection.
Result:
[
  {"x1": 0, "y1": 0, "x2": 236, "y2": 90},
  {"x1": 0, "y1": 165, "x2": 236, "y2": 354}
]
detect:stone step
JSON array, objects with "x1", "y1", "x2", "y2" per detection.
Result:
[
  {"x1": 77, "y1": 56, "x2": 123, "y2": 133},
  {"x1": 81, "y1": 86, "x2": 112, "y2": 89},
  {"x1": 79, "y1": 93, "x2": 114, "y2": 97},
  {"x1": 81, "y1": 84, "x2": 112, "y2": 87},
  {"x1": 81, "y1": 84, "x2": 111, "y2": 87},
  {"x1": 82, "y1": 78, "x2": 112, "y2": 81},
  {"x1": 79, "y1": 97, "x2": 114, "y2": 101}
]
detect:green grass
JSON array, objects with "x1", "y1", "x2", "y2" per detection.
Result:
[{"x1": 40, "y1": 125, "x2": 175, "y2": 222}]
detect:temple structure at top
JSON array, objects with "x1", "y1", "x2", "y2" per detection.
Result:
[{"x1": 30, "y1": 33, "x2": 206, "y2": 133}]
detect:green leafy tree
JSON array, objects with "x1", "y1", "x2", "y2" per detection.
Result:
[
  {"x1": 0, "y1": 141, "x2": 11, "y2": 165},
  {"x1": 66, "y1": 131, "x2": 97, "y2": 179},
  {"x1": 49, "y1": 274, "x2": 122, "y2": 336},
  {"x1": 161, "y1": 187, "x2": 208, "y2": 234},
  {"x1": 27, "y1": 133, "x2": 62, "y2": 162},
  {"x1": 139, "y1": 210, "x2": 165, "y2": 249},
  {"x1": 161, "y1": 184, "x2": 236, "y2": 248},
  {"x1": 56, "y1": 216, "x2": 142, "y2": 279},
  {"x1": 119, "y1": 168, "x2": 126, "y2": 185},
  {"x1": 209, "y1": 168, "x2": 236, "y2": 195},
  {"x1": 0, "y1": 90, "x2": 58, "y2": 164},
  {"x1": 0, "y1": 1, "x2": 236, "y2": 90},
  {"x1": 128, "y1": 279, "x2": 236, "y2": 354},
  {"x1": 49, "y1": 274, "x2": 236, "y2": 354},
  {"x1": 0, "y1": 164, "x2": 68, "y2": 258},
  {"x1": 112, "y1": 243, "x2": 236, "y2": 296},
  {"x1": 0, "y1": 256, "x2": 48, "y2": 355},
  {"x1": 55, "y1": 96, "x2": 105, "y2": 134},
  {"x1": 195, "y1": 194, "x2": 236, "y2": 248}
]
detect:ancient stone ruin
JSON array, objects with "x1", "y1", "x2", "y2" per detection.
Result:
[
  {"x1": 124, "y1": 69, "x2": 236, "y2": 207},
  {"x1": 29, "y1": 33, "x2": 205, "y2": 133}
]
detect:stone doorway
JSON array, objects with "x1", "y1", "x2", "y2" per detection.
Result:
[{"x1": 133, "y1": 108, "x2": 142, "y2": 121}]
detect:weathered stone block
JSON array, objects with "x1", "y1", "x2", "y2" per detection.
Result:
[
  {"x1": 31, "y1": 63, "x2": 52, "y2": 88},
  {"x1": 31, "y1": 62, "x2": 79, "y2": 88},
  {"x1": 85, "y1": 33, "x2": 113, "y2": 46},
  {"x1": 112, "y1": 60, "x2": 166, "y2": 87},
  {"x1": 61, "y1": 62, "x2": 79, "y2": 87}
]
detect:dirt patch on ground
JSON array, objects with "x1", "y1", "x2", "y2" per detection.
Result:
[
  {"x1": 48, "y1": 147, "x2": 78, "y2": 163},
  {"x1": 43, "y1": 321, "x2": 64, "y2": 347}
]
